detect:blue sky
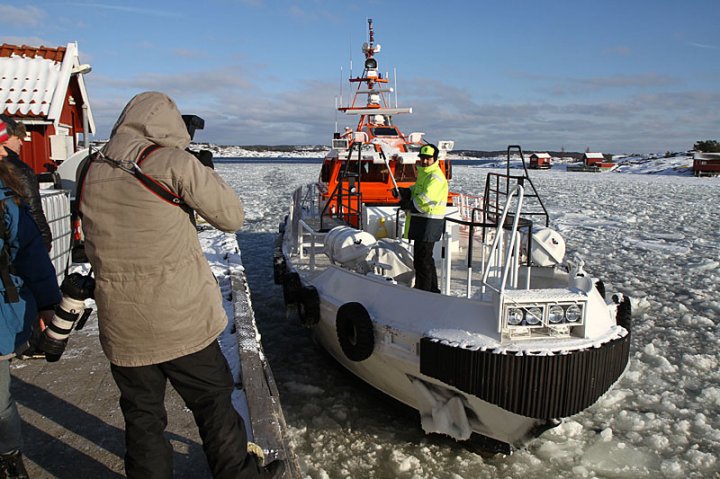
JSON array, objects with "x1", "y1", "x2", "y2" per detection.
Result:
[{"x1": 1, "y1": 0, "x2": 718, "y2": 153}]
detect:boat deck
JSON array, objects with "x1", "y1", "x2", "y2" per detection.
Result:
[{"x1": 289, "y1": 223, "x2": 508, "y2": 301}]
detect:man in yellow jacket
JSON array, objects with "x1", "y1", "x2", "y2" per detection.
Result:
[{"x1": 400, "y1": 144, "x2": 448, "y2": 292}]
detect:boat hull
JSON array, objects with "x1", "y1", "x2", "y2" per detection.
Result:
[{"x1": 278, "y1": 240, "x2": 631, "y2": 447}]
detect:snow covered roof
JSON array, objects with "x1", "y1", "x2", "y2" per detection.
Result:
[
  {"x1": 0, "y1": 42, "x2": 95, "y2": 132},
  {"x1": 584, "y1": 152, "x2": 605, "y2": 159},
  {"x1": 531, "y1": 152, "x2": 551, "y2": 159}
]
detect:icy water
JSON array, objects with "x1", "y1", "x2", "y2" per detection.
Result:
[{"x1": 219, "y1": 161, "x2": 720, "y2": 479}]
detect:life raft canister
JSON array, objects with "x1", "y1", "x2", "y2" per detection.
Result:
[
  {"x1": 336, "y1": 302, "x2": 375, "y2": 362},
  {"x1": 298, "y1": 285, "x2": 321, "y2": 327}
]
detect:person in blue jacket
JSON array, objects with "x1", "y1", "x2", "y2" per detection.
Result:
[{"x1": 0, "y1": 120, "x2": 61, "y2": 478}]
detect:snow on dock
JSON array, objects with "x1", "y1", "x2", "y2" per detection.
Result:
[
  {"x1": 9, "y1": 226, "x2": 298, "y2": 478},
  {"x1": 189, "y1": 225, "x2": 301, "y2": 476}
]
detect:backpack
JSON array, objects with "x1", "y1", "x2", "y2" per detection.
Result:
[
  {"x1": 0, "y1": 186, "x2": 28, "y2": 353},
  {"x1": 0, "y1": 187, "x2": 21, "y2": 304}
]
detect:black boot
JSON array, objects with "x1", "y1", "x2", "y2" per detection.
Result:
[
  {"x1": 0, "y1": 450, "x2": 29, "y2": 479},
  {"x1": 263, "y1": 459, "x2": 285, "y2": 479}
]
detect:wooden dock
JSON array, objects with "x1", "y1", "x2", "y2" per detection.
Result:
[{"x1": 232, "y1": 267, "x2": 302, "y2": 478}]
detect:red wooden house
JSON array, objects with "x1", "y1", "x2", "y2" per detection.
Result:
[
  {"x1": 529, "y1": 152, "x2": 552, "y2": 169},
  {"x1": 0, "y1": 42, "x2": 94, "y2": 174},
  {"x1": 583, "y1": 152, "x2": 605, "y2": 167},
  {"x1": 693, "y1": 152, "x2": 720, "y2": 176}
]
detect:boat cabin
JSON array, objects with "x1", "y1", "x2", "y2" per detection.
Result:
[
  {"x1": 529, "y1": 153, "x2": 552, "y2": 169},
  {"x1": 0, "y1": 42, "x2": 95, "y2": 174},
  {"x1": 321, "y1": 18, "x2": 455, "y2": 228}
]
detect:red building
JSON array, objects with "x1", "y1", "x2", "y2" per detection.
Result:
[
  {"x1": 583, "y1": 152, "x2": 615, "y2": 169},
  {"x1": 583, "y1": 152, "x2": 604, "y2": 167},
  {"x1": 0, "y1": 42, "x2": 94, "y2": 174},
  {"x1": 529, "y1": 152, "x2": 552, "y2": 169},
  {"x1": 693, "y1": 152, "x2": 720, "y2": 176}
]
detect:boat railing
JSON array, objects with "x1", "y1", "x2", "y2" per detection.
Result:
[
  {"x1": 484, "y1": 145, "x2": 549, "y2": 228},
  {"x1": 319, "y1": 142, "x2": 366, "y2": 230},
  {"x1": 441, "y1": 185, "x2": 529, "y2": 299},
  {"x1": 480, "y1": 184, "x2": 527, "y2": 294},
  {"x1": 297, "y1": 219, "x2": 326, "y2": 270},
  {"x1": 288, "y1": 183, "x2": 327, "y2": 270},
  {"x1": 439, "y1": 146, "x2": 550, "y2": 300}
]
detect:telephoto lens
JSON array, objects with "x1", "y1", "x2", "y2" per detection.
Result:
[{"x1": 39, "y1": 272, "x2": 95, "y2": 362}]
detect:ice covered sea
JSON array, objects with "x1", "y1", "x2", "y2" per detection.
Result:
[{"x1": 218, "y1": 161, "x2": 719, "y2": 479}]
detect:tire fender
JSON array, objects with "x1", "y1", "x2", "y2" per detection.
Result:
[
  {"x1": 282, "y1": 272, "x2": 302, "y2": 305},
  {"x1": 298, "y1": 285, "x2": 321, "y2": 327},
  {"x1": 336, "y1": 302, "x2": 375, "y2": 362}
]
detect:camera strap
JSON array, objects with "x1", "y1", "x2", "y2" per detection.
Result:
[
  {"x1": 76, "y1": 145, "x2": 191, "y2": 218},
  {"x1": 130, "y1": 145, "x2": 189, "y2": 210}
]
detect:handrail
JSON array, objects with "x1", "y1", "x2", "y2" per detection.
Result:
[
  {"x1": 505, "y1": 145, "x2": 550, "y2": 227},
  {"x1": 443, "y1": 214, "x2": 496, "y2": 298},
  {"x1": 481, "y1": 184, "x2": 525, "y2": 293},
  {"x1": 320, "y1": 142, "x2": 364, "y2": 230}
]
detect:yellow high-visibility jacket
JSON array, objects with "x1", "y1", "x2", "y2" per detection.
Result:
[{"x1": 404, "y1": 161, "x2": 448, "y2": 241}]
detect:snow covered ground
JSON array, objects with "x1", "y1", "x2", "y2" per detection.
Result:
[{"x1": 212, "y1": 156, "x2": 718, "y2": 479}]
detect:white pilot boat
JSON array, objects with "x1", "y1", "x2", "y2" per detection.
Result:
[{"x1": 274, "y1": 19, "x2": 631, "y2": 450}]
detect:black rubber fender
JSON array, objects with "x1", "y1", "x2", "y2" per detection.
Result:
[
  {"x1": 615, "y1": 295, "x2": 632, "y2": 332},
  {"x1": 282, "y1": 272, "x2": 302, "y2": 305},
  {"x1": 298, "y1": 285, "x2": 321, "y2": 327},
  {"x1": 273, "y1": 252, "x2": 287, "y2": 285},
  {"x1": 336, "y1": 302, "x2": 375, "y2": 362}
]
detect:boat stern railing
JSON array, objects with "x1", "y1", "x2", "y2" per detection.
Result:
[{"x1": 438, "y1": 146, "x2": 551, "y2": 300}]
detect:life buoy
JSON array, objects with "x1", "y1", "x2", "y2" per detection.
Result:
[
  {"x1": 298, "y1": 285, "x2": 321, "y2": 327},
  {"x1": 282, "y1": 272, "x2": 301, "y2": 305},
  {"x1": 336, "y1": 302, "x2": 374, "y2": 362}
]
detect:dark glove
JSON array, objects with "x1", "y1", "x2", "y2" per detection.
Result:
[{"x1": 398, "y1": 187, "x2": 411, "y2": 209}]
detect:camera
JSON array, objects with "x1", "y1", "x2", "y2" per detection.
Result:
[
  {"x1": 182, "y1": 114, "x2": 214, "y2": 169},
  {"x1": 39, "y1": 272, "x2": 95, "y2": 362}
]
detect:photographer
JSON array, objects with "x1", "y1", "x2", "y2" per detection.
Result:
[
  {"x1": 77, "y1": 92, "x2": 281, "y2": 478},
  {"x1": 0, "y1": 120, "x2": 61, "y2": 477}
]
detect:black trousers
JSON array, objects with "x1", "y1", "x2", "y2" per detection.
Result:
[
  {"x1": 413, "y1": 240, "x2": 439, "y2": 292},
  {"x1": 110, "y1": 341, "x2": 265, "y2": 479}
]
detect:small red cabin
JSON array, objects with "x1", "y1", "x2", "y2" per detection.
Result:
[
  {"x1": 693, "y1": 152, "x2": 720, "y2": 176},
  {"x1": 529, "y1": 152, "x2": 552, "y2": 169},
  {"x1": 584, "y1": 152, "x2": 604, "y2": 167},
  {"x1": 0, "y1": 42, "x2": 95, "y2": 174},
  {"x1": 583, "y1": 152, "x2": 614, "y2": 169}
]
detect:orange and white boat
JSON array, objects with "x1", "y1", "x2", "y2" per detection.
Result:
[
  {"x1": 275, "y1": 19, "x2": 632, "y2": 451},
  {"x1": 317, "y1": 18, "x2": 454, "y2": 226}
]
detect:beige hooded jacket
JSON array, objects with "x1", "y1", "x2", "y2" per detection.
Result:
[{"x1": 79, "y1": 92, "x2": 244, "y2": 367}]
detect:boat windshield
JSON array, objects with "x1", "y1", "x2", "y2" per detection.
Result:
[
  {"x1": 394, "y1": 163, "x2": 417, "y2": 182},
  {"x1": 340, "y1": 161, "x2": 390, "y2": 183},
  {"x1": 372, "y1": 127, "x2": 399, "y2": 137}
]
